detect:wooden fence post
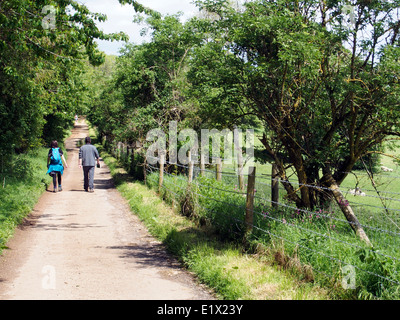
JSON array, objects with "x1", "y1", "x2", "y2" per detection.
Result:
[
  {"x1": 216, "y1": 157, "x2": 222, "y2": 181},
  {"x1": 244, "y1": 166, "x2": 256, "y2": 240},
  {"x1": 271, "y1": 163, "x2": 279, "y2": 207},
  {"x1": 159, "y1": 153, "x2": 165, "y2": 193}
]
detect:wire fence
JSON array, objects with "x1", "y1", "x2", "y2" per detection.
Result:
[
  {"x1": 105, "y1": 140, "x2": 400, "y2": 298},
  {"x1": 143, "y1": 154, "x2": 400, "y2": 299}
]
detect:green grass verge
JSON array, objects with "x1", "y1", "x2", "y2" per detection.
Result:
[
  {"x1": 0, "y1": 148, "x2": 52, "y2": 253},
  {"x1": 97, "y1": 146, "x2": 331, "y2": 300}
]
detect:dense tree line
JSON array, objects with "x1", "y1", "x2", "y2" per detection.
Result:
[
  {"x1": 0, "y1": 0, "x2": 140, "y2": 163},
  {"x1": 88, "y1": 0, "x2": 400, "y2": 243}
]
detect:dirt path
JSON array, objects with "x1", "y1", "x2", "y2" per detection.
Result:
[{"x1": 0, "y1": 121, "x2": 214, "y2": 300}]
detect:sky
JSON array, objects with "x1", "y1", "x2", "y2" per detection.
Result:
[{"x1": 79, "y1": 0, "x2": 199, "y2": 56}]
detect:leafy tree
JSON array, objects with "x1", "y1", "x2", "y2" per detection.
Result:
[
  {"x1": 188, "y1": 0, "x2": 400, "y2": 244},
  {"x1": 89, "y1": 12, "x2": 203, "y2": 147},
  {"x1": 0, "y1": 0, "x2": 128, "y2": 157}
]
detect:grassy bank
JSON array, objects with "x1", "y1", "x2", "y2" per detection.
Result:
[
  {"x1": 92, "y1": 128, "x2": 400, "y2": 299},
  {"x1": 0, "y1": 148, "x2": 52, "y2": 253},
  {"x1": 96, "y1": 145, "x2": 331, "y2": 300}
]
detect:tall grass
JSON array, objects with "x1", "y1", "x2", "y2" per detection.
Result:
[
  {"x1": 96, "y1": 126, "x2": 400, "y2": 299},
  {"x1": 0, "y1": 148, "x2": 51, "y2": 253},
  {"x1": 145, "y1": 168, "x2": 400, "y2": 300},
  {"x1": 95, "y1": 142, "x2": 330, "y2": 300}
]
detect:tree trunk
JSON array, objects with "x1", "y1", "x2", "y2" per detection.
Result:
[
  {"x1": 322, "y1": 169, "x2": 372, "y2": 247},
  {"x1": 260, "y1": 135, "x2": 303, "y2": 207}
]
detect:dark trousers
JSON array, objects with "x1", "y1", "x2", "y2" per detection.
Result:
[
  {"x1": 51, "y1": 172, "x2": 62, "y2": 188},
  {"x1": 83, "y1": 166, "x2": 95, "y2": 190}
]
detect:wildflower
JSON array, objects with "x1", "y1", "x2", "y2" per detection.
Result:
[{"x1": 282, "y1": 218, "x2": 287, "y2": 224}]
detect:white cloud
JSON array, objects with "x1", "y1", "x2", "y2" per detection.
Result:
[{"x1": 79, "y1": 0, "x2": 198, "y2": 55}]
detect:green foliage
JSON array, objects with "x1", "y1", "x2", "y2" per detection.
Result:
[
  {"x1": 0, "y1": 0, "x2": 128, "y2": 156},
  {"x1": 84, "y1": 0, "x2": 400, "y2": 299},
  {"x1": 103, "y1": 149, "x2": 329, "y2": 300},
  {"x1": 0, "y1": 147, "x2": 51, "y2": 252},
  {"x1": 187, "y1": 0, "x2": 400, "y2": 209},
  {"x1": 144, "y1": 169, "x2": 400, "y2": 299},
  {"x1": 91, "y1": 0, "x2": 400, "y2": 211},
  {"x1": 88, "y1": 12, "x2": 204, "y2": 150}
]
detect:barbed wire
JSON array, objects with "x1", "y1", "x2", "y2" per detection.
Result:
[
  {"x1": 254, "y1": 179, "x2": 400, "y2": 214},
  {"x1": 148, "y1": 161, "x2": 400, "y2": 229},
  {"x1": 149, "y1": 156, "x2": 400, "y2": 200},
  {"x1": 253, "y1": 204, "x2": 400, "y2": 263},
  {"x1": 148, "y1": 158, "x2": 400, "y2": 224},
  {"x1": 254, "y1": 194, "x2": 400, "y2": 237},
  {"x1": 257, "y1": 175, "x2": 400, "y2": 203},
  {"x1": 161, "y1": 170, "x2": 248, "y2": 211},
  {"x1": 149, "y1": 161, "x2": 400, "y2": 265},
  {"x1": 115, "y1": 146, "x2": 400, "y2": 293},
  {"x1": 146, "y1": 166, "x2": 400, "y2": 288},
  {"x1": 259, "y1": 176, "x2": 400, "y2": 197},
  {"x1": 148, "y1": 164, "x2": 400, "y2": 257},
  {"x1": 347, "y1": 200, "x2": 400, "y2": 213},
  {"x1": 251, "y1": 222, "x2": 400, "y2": 287}
]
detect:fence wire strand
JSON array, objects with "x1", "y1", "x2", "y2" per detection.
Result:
[{"x1": 143, "y1": 158, "x2": 400, "y2": 292}]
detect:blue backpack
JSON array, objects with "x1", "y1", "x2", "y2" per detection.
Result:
[{"x1": 51, "y1": 148, "x2": 62, "y2": 165}]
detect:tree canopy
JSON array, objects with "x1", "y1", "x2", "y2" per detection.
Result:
[
  {"x1": 88, "y1": 12, "x2": 204, "y2": 147},
  {"x1": 56, "y1": 0, "x2": 400, "y2": 244},
  {"x1": 0, "y1": 0, "x2": 130, "y2": 157},
  {"x1": 182, "y1": 0, "x2": 400, "y2": 243}
]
